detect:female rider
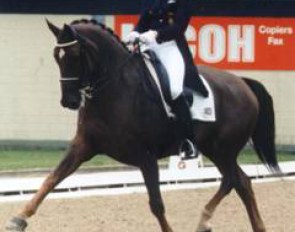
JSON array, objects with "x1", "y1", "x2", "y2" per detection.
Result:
[{"x1": 126, "y1": 0, "x2": 208, "y2": 159}]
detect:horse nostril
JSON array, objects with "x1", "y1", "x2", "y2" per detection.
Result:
[{"x1": 69, "y1": 101, "x2": 80, "y2": 110}]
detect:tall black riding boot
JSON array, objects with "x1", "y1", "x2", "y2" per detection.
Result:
[{"x1": 171, "y1": 94, "x2": 199, "y2": 160}]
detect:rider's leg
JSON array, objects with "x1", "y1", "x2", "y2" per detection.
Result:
[
  {"x1": 151, "y1": 41, "x2": 198, "y2": 159},
  {"x1": 171, "y1": 94, "x2": 198, "y2": 159}
]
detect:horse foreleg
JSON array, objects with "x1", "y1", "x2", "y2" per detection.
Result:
[
  {"x1": 234, "y1": 167, "x2": 266, "y2": 232},
  {"x1": 196, "y1": 177, "x2": 233, "y2": 232},
  {"x1": 6, "y1": 141, "x2": 93, "y2": 232},
  {"x1": 140, "y1": 156, "x2": 173, "y2": 232}
]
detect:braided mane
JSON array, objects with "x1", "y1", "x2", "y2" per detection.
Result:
[{"x1": 71, "y1": 19, "x2": 128, "y2": 51}]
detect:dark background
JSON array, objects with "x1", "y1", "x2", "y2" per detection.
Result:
[{"x1": 0, "y1": 0, "x2": 294, "y2": 17}]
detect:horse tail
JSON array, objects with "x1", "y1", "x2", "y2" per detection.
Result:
[{"x1": 242, "y1": 77, "x2": 281, "y2": 173}]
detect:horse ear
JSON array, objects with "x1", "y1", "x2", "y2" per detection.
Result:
[
  {"x1": 63, "y1": 24, "x2": 76, "y2": 39},
  {"x1": 46, "y1": 19, "x2": 60, "y2": 38}
]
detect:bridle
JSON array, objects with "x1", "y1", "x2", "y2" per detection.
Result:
[
  {"x1": 55, "y1": 39, "x2": 96, "y2": 99},
  {"x1": 55, "y1": 35, "x2": 137, "y2": 101},
  {"x1": 60, "y1": 77, "x2": 79, "y2": 81},
  {"x1": 56, "y1": 40, "x2": 78, "y2": 48}
]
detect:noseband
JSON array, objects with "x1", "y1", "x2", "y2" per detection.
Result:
[{"x1": 60, "y1": 77, "x2": 79, "y2": 82}]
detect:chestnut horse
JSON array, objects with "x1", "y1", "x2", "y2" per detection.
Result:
[{"x1": 7, "y1": 19, "x2": 279, "y2": 232}]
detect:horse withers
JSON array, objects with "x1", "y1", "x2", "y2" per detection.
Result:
[{"x1": 6, "y1": 19, "x2": 280, "y2": 232}]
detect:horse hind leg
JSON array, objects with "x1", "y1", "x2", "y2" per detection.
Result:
[
  {"x1": 196, "y1": 175, "x2": 233, "y2": 232},
  {"x1": 197, "y1": 162, "x2": 266, "y2": 232},
  {"x1": 6, "y1": 140, "x2": 94, "y2": 232},
  {"x1": 234, "y1": 166, "x2": 266, "y2": 232}
]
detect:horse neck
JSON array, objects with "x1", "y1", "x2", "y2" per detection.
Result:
[
  {"x1": 84, "y1": 34, "x2": 140, "y2": 114},
  {"x1": 92, "y1": 32, "x2": 129, "y2": 78}
]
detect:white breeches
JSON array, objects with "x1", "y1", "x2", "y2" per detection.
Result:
[{"x1": 144, "y1": 41, "x2": 185, "y2": 100}]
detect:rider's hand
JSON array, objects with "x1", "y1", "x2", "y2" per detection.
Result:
[
  {"x1": 125, "y1": 31, "x2": 140, "y2": 43},
  {"x1": 139, "y1": 30, "x2": 158, "y2": 44}
]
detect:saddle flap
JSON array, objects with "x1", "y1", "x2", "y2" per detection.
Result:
[{"x1": 142, "y1": 52, "x2": 216, "y2": 122}]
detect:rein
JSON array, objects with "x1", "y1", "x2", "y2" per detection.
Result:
[{"x1": 84, "y1": 52, "x2": 137, "y2": 98}]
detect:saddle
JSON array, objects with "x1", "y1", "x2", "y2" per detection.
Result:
[
  {"x1": 142, "y1": 50, "x2": 194, "y2": 106},
  {"x1": 141, "y1": 50, "x2": 216, "y2": 122}
]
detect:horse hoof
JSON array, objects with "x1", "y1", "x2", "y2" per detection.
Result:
[
  {"x1": 5, "y1": 216, "x2": 28, "y2": 231},
  {"x1": 196, "y1": 227, "x2": 212, "y2": 232},
  {"x1": 197, "y1": 230, "x2": 212, "y2": 232}
]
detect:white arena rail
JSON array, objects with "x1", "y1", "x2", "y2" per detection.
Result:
[{"x1": 0, "y1": 158, "x2": 294, "y2": 203}]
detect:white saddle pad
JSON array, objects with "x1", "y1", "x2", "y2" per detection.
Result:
[
  {"x1": 190, "y1": 75, "x2": 216, "y2": 122},
  {"x1": 143, "y1": 57, "x2": 216, "y2": 122}
]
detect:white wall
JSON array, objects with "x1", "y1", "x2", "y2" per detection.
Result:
[{"x1": 0, "y1": 15, "x2": 88, "y2": 141}]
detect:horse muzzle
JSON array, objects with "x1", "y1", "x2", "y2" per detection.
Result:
[{"x1": 61, "y1": 95, "x2": 81, "y2": 110}]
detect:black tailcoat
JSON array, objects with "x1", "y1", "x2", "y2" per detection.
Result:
[{"x1": 135, "y1": 0, "x2": 201, "y2": 94}]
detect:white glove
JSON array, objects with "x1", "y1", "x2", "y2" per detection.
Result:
[
  {"x1": 125, "y1": 31, "x2": 140, "y2": 43},
  {"x1": 139, "y1": 30, "x2": 158, "y2": 44}
]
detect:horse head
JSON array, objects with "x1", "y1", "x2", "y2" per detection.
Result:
[{"x1": 47, "y1": 19, "x2": 102, "y2": 110}]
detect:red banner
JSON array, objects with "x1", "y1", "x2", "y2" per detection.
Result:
[{"x1": 114, "y1": 16, "x2": 295, "y2": 70}]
